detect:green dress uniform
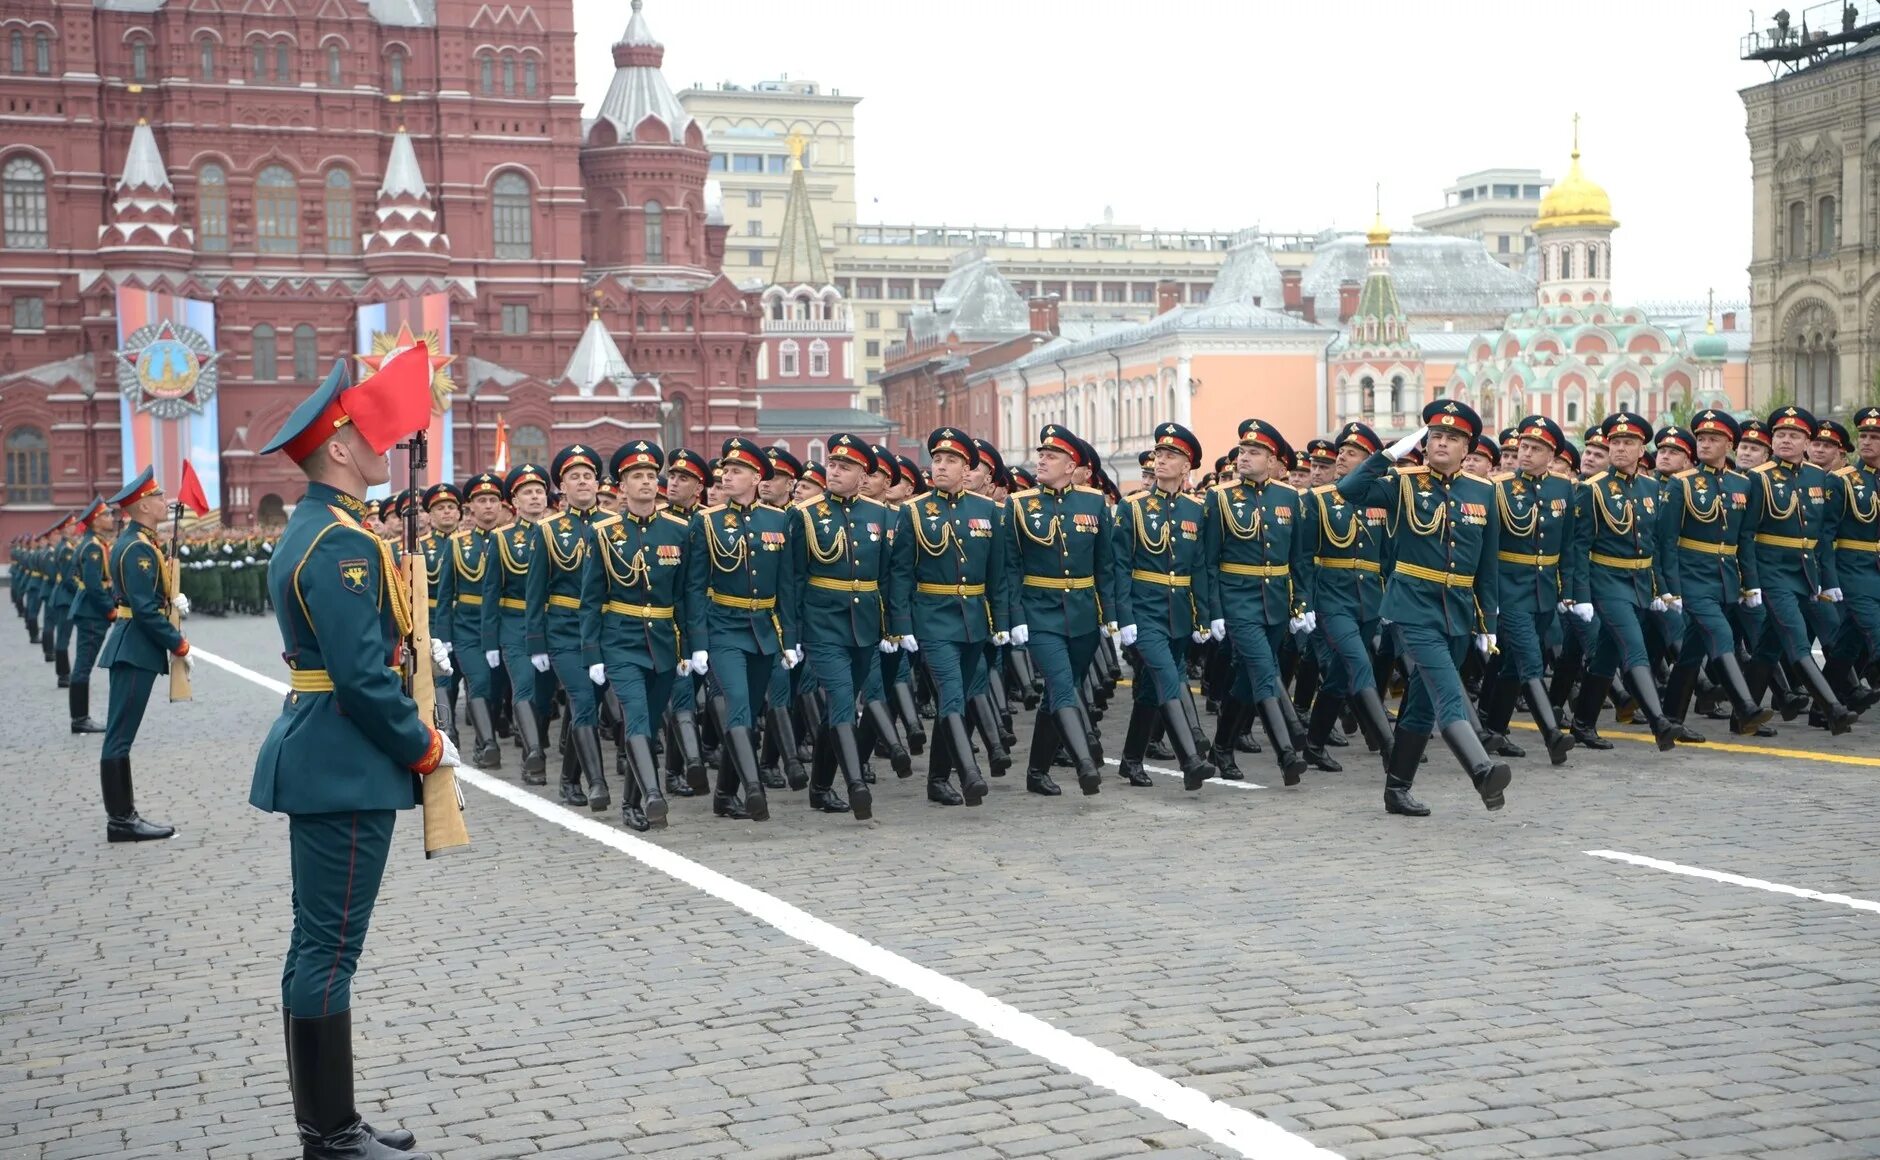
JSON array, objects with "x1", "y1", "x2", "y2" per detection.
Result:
[
  {"x1": 448, "y1": 472, "x2": 506, "y2": 768},
  {"x1": 96, "y1": 469, "x2": 190, "y2": 841},
  {"x1": 69, "y1": 502, "x2": 115, "y2": 733},
  {"x1": 48, "y1": 522, "x2": 77, "y2": 672},
  {"x1": 526, "y1": 447, "x2": 610, "y2": 810},
  {"x1": 1006, "y1": 425, "x2": 1118, "y2": 797},
  {"x1": 1825, "y1": 407, "x2": 1880, "y2": 692},
  {"x1": 1741, "y1": 406, "x2": 1856, "y2": 732},
  {"x1": 1335, "y1": 399, "x2": 1511, "y2": 817},
  {"x1": 480, "y1": 463, "x2": 554, "y2": 782}
]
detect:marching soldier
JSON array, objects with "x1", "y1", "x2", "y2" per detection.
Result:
[
  {"x1": 687, "y1": 436, "x2": 799, "y2": 821},
  {"x1": 48, "y1": 511, "x2": 79, "y2": 680},
  {"x1": 419, "y1": 482, "x2": 462, "y2": 746},
  {"x1": 1199, "y1": 418, "x2": 1309, "y2": 782},
  {"x1": 1335, "y1": 400, "x2": 1511, "y2": 817},
  {"x1": 527, "y1": 444, "x2": 611, "y2": 811},
  {"x1": 69, "y1": 497, "x2": 116, "y2": 734},
  {"x1": 1112, "y1": 421, "x2": 1214, "y2": 790},
  {"x1": 482, "y1": 463, "x2": 555, "y2": 785},
  {"x1": 96, "y1": 468, "x2": 194, "y2": 842},
  {"x1": 891, "y1": 427, "x2": 1012, "y2": 806},
  {"x1": 1477, "y1": 416, "x2": 1580, "y2": 764},
  {"x1": 1824, "y1": 406, "x2": 1880, "y2": 698},
  {"x1": 447, "y1": 471, "x2": 506, "y2": 768},
  {"x1": 585, "y1": 441, "x2": 690, "y2": 831},
  {"x1": 251, "y1": 360, "x2": 449, "y2": 1160},
  {"x1": 1006, "y1": 425, "x2": 1121, "y2": 797},
  {"x1": 758, "y1": 446, "x2": 810, "y2": 793},
  {"x1": 660, "y1": 447, "x2": 711, "y2": 797}
]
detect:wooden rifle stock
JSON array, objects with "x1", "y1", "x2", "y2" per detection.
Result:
[
  {"x1": 408, "y1": 547, "x2": 470, "y2": 857},
  {"x1": 166, "y1": 552, "x2": 192, "y2": 702}
]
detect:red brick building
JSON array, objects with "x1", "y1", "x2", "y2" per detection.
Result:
[{"x1": 0, "y1": 0, "x2": 759, "y2": 541}]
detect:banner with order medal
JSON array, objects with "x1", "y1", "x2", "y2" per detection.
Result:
[
  {"x1": 114, "y1": 288, "x2": 222, "y2": 508},
  {"x1": 356, "y1": 294, "x2": 455, "y2": 494}
]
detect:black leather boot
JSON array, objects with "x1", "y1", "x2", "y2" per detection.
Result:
[
  {"x1": 1073, "y1": 696, "x2": 1104, "y2": 769},
  {"x1": 711, "y1": 741, "x2": 749, "y2": 819},
  {"x1": 1795, "y1": 657, "x2": 1857, "y2": 735},
  {"x1": 1624, "y1": 665, "x2": 1681, "y2": 751},
  {"x1": 27, "y1": 619, "x2": 38, "y2": 645},
  {"x1": 926, "y1": 721, "x2": 963, "y2": 806},
  {"x1": 627, "y1": 734, "x2": 665, "y2": 830},
  {"x1": 757, "y1": 717, "x2": 788, "y2": 790},
  {"x1": 833, "y1": 722, "x2": 871, "y2": 820},
  {"x1": 1524, "y1": 678, "x2": 1575, "y2": 765},
  {"x1": 290, "y1": 1010, "x2": 431, "y2": 1159},
  {"x1": 1209, "y1": 698, "x2": 1246, "y2": 779},
  {"x1": 1161, "y1": 699, "x2": 1215, "y2": 790},
  {"x1": 670, "y1": 708, "x2": 709, "y2": 795},
  {"x1": 861, "y1": 699, "x2": 913, "y2": 777},
  {"x1": 1439, "y1": 720, "x2": 1512, "y2": 810},
  {"x1": 1383, "y1": 727, "x2": 1431, "y2": 817},
  {"x1": 101, "y1": 757, "x2": 173, "y2": 842},
  {"x1": 1277, "y1": 694, "x2": 1307, "y2": 753},
  {"x1": 513, "y1": 699, "x2": 547, "y2": 784},
  {"x1": 1257, "y1": 697, "x2": 1307, "y2": 784},
  {"x1": 767, "y1": 705, "x2": 809, "y2": 791},
  {"x1": 1717, "y1": 653, "x2": 1774, "y2": 736},
  {"x1": 55, "y1": 647, "x2": 70, "y2": 687},
  {"x1": 968, "y1": 693, "x2": 1012, "y2": 776},
  {"x1": 1116, "y1": 702, "x2": 1157, "y2": 787},
  {"x1": 1478, "y1": 679, "x2": 1526, "y2": 757},
  {"x1": 572, "y1": 724, "x2": 609, "y2": 811},
  {"x1": 806, "y1": 728, "x2": 848, "y2": 815},
  {"x1": 724, "y1": 725, "x2": 769, "y2": 820},
  {"x1": 556, "y1": 727, "x2": 586, "y2": 807},
  {"x1": 283, "y1": 1009, "x2": 415, "y2": 1151},
  {"x1": 891, "y1": 679, "x2": 927, "y2": 755},
  {"x1": 70, "y1": 682, "x2": 105, "y2": 733},
  {"x1": 1569, "y1": 673, "x2": 1614, "y2": 749},
  {"x1": 1823, "y1": 657, "x2": 1880, "y2": 715},
  {"x1": 1054, "y1": 705, "x2": 1102, "y2": 795},
  {"x1": 466, "y1": 698, "x2": 500, "y2": 768},
  {"x1": 1025, "y1": 710, "x2": 1062, "y2": 796},
  {"x1": 943, "y1": 713, "x2": 987, "y2": 806},
  {"x1": 1301, "y1": 693, "x2": 1345, "y2": 772},
  {"x1": 1770, "y1": 662, "x2": 1812, "y2": 721},
  {"x1": 1350, "y1": 686, "x2": 1396, "y2": 770},
  {"x1": 1659, "y1": 663, "x2": 1707, "y2": 743}
]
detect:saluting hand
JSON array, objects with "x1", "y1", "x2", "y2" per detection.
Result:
[{"x1": 1385, "y1": 426, "x2": 1428, "y2": 462}]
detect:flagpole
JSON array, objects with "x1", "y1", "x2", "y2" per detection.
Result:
[{"x1": 166, "y1": 497, "x2": 192, "y2": 702}]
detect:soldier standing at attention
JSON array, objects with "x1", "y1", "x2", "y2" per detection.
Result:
[
  {"x1": 418, "y1": 483, "x2": 462, "y2": 747},
  {"x1": 69, "y1": 498, "x2": 117, "y2": 734},
  {"x1": 47, "y1": 512, "x2": 80, "y2": 681},
  {"x1": 688, "y1": 436, "x2": 799, "y2": 821},
  {"x1": 95, "y1": 468, "x2": 194, "y2": 841},
  {"x1": 483, "y1": 463, "x2": 554, "y2": 787},
  {"x1": 1007, "y1": 425, "x2": 1124, "y2": 797},
  {"x1": 251, "y1": 361, "x2": 451, "y2": 1160},
  {"x1": 1335, "y1": 400, "x2": 1511, "y2": 817},
  {"x1": 527, "y1": 445, "x2": 611, "y2": 811},
  {"x1": 1111, "y1": 422, "x2": 1214, "y2": 791},
  {"x1": 447, "y1": 472, "x2": 506, "y2": 768}
]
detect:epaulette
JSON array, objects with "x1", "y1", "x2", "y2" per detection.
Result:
[
  {"x1": 1584, "y1": 470, "x2": 1610, "y2": 484},
  {"x1": 326, "y1": 504, "x2": 362, "y2": 529},
  {"x1": 1490, "y1": 471, "x2": 1516, "y2": 482},
  {"x1": 592, "y1": 512, "x2": 622, "y2": 530},
  {"x1": 1725, "y1": 468, "x2": 1749, "y2": 482},
  {"x1": 1460, "y1": 471, "x2": 1491, "y2": 485},
  {"x1": 1396, "y1": 465, "x2": 1429, "y2": 477},
  {"x1": 1210, "y1": 481, "x2": 1242, "y2": 495},
  {"x1": 1310, "y1": 483, "x2": 1339, "y2": 496},
  {"x1": 1674, "y1": 468, "x2": 1700, "y2": 479},
  {"x1": 1752, "y1": 462, "x2": 1779, "y2": 474},
  {"x1": 1074, "y1": 485, "x2": 1106, "y2": 497},
  {"x1": 1833, "y1": 465, "x2": 1858, "y2": 478},
  {"x1": 451, "y1": 527, "x2": 473, "y2": 540},
  {"x1": 758, "y1": 502, "x2": 785, "y2": 513},
  {"x1": 1008, "y1": 488, "x2": 1040, "y2": 501},
  {"x1": 1265, "y1": 479, "x2": 1299, "y2": 494},
  {"x1": 491, "y1": 521, "x2": 515, "y2": 534},
  {"x1": 658, "y1": 512, "x2": 689, "y2": 528},
  {"x1": 698, "y1": 503, "x2": 726, "y2": 515}
]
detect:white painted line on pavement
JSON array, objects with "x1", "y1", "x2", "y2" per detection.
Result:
[
  {"x1": 1105, "y1": 757, "x2": 1266, "y2": 790},
  {"x1": 192, "y1": 645, "x2": 1345, "y2": 1160},
  {"x1": 1587, "y1": 850, "x2": 1880, "y2": 915}
]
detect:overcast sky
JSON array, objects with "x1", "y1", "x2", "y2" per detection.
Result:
[{"x1": 574, "y1": 0, "x2": 1778, "y2": 304}]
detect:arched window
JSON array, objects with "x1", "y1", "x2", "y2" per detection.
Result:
[
  {"x1": 807, "y1": 438, "x2": 825, "y2": 463},
  {"x1": 276, "y1": 42, "x2": 293, "y2": 83},
  {"x1": 501, "y1": 52, "x2": 515, "y2": 96},
  {"x1": 809, "y1": 339, "x2": 829, "y2": 376},
  {"x1": 255, "y1": 165, "x2": 298, "y2": 254},
  {"x1": 643, "y1": 201, "x2": 664, "y2": 263},
  {"x1": 477, "y1": 52, "x2": 492, "y2": 94},
  {"x1": 198, "y1": 36, "x2": 216, "y2": 80},
  {"x1": 523, "y1": 56, "x2": 537, "y2": 95},
  {"x1": 779, "y1": 339, "x2": 799, "y2": 377},
  {"x1": 1360, "y1": 375, "x2": 1376, "y2": 413},
  {"x1": 661, "y1": 397, "x2": 688, "y2": 450},
  {"x1": 1789, "y1": 201, "x2": 1808, "y2": 257},
  {"x1": 252, "y1": 323, "x2": 278, "y2": 380},
  {"x1": 324, "y1": 169, "x2": 353, "y2": 254},
  {"x1": 131, "y1": 38, "x2": 149, "y2": 83},
  {"x1": 326, "y1": 43, "x2": 342, "y2": 86},
  {"x1": 33, "y1": 31, "x2": 49, "y2": 74},
  {"x1": 3, "y1": 156, "x2": 49, "y2": 249},
  {"x1": 9, "y1": 31, "x2": 23, "y2": 73},
  {"x1": 292, "y1": 324, "x2": 318, "y2": 380},
  {"x1": 1587, "y1": 246, "x2": 1599, "y2": 279},
  {"x1": 257, "y1": 493, "x2": 287, "y2": 526},
  {"x1": 511, "y1": 424, "x2": 548, "y2": 467},
  {"x1": 5, "y1": 426, "x2": 49, "y2": 504},
  {"x1": 197, "y1": 164, "x2": 228, "y2": 252},
  {"x1": 1391, "y1": 374, "x2": 1408, "y2": 414},
  {"x1": 1818, "y1": 195, "x2": 1837, "y2": 253},
  {"x1": 386, "y1": 48, "x2": 405, "y2": 95},
  {"x1": 491, "y1": 172, "x2": 532, "y2": 257},
  {"x1": 1558, "y1": 245, "x2": 1572, "y2": 280},
  {"x1": 251, "y1": 40, "x2": 268, "y2": 82}
]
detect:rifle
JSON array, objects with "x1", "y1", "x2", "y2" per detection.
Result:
[
  {"x1": 167, "y1": 502, "x2": 191, "y2": 703},
  {"x1": 401, "y1": 431, "x2": 471, "y2": 858}
]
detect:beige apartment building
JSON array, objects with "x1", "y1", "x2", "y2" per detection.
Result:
[{"x1": 1412, "y1": 168, "x2": 1553, "y2": 269}]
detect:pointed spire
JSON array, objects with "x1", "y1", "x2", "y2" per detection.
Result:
[
  {"x1": 1366, "y1": 183, "x2": 1391, "y2": 248},
  {"x1": 379, "y1": 125, "x2": 429, "y2": 199},
  {"x1": 596, "y1": 0, "x2": 692, "y2": 141},
  {"x1": 771, "y1": 134, "x2": 828, "y2": 286},
  {"x1": 561, "y1": 314, "x2": 633, "y2": 397},
  {"x1": 100, "y1": 117, "x2": 191, "y2": 268},
  {"x1": 363, "y1": 124, "x2": 449, "y2": 271},
  {"x1": 118, "y1": 118, "x2": 173, "y2": 193},
  {"x1": 622, "y1": 0, "x2": 660, "y2": 48}
]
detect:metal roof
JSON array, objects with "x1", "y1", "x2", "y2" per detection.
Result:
[
  {"x1": 908, "y1": 250, "x2": 1030, "y2": 343},
  {"x1": 1303, "y1": 230, "x2": 1535, "y2": 323}
]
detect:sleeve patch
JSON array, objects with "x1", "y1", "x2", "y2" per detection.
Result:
[{"x1": 338, "y1": 558, "x2": 372, "y2": 594}]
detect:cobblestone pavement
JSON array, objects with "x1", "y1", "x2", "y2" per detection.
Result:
[{"x1": 4, "y1": 612, "x2": 1878, "y2": 1159}]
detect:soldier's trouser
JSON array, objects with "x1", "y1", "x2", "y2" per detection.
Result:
[
  {"x1": 605, "y1": 656, "x2": 676, "y2": 738},
  {"x1": 452, "y1": 630, "x2": 493, "y2": 700},
  {"x1": 52, "y1": 602, "x2": 74, "y2": 651},
  {"x1": 548, "y1": 650, "x2": 599, "y2": 726},
  {"x1": 1391, "y1": 622, "x2": 1471, "y2": 733},
  {"x1": 1223, "y1": 617, "x2": 1283, "y2": 702},
  {"x1": 1680, "y1": 590, "x2": 1741, "y2": 663},
  {"x1": 102, "y1": 664, "x2": 158, "y2": 760},
  {"x1": 921, "y1": 638, "x2": 984, "y2": 718},
  {"x1": 806, "y1": 642, "x2": 873, "y2": 727},
  {"x1": 670, "y1": 664, "x2": 697, "y2": 713},
  {"x1": 1130, "y1": 622, "x2": 1188, "y2": 705},
  {"x1": 1314, "y1": 612, "x2": 1381, "y2": 696},
  {"x1": 1030, "y1": 629, "x2": 1098, "y2": 712},
  {"x1": 1497, "y1": 605, "x2": 1552, "y2": 683},
  {"x1": 499, "y1": 633, "x2": 556, "y2": 724},
  {"x1": 1829, "y1": 590, "x2": 1880, "y2": 666},
  {"x1": 70, "y1": 617, "x2": 107, "y2": 685},
  {"x1": 767, "y1": 654, "x2": 793, "y2": 710},
  {"x1": 1589, "y1": 599, "x2": 1651, "y2": 676},
  {"x1": 966, "y1": 642, "x2": 997, "y2": 699},
  {"x1": 1754, "y1": 582, "x2": 1842, "y2": 664},
  {"x1": 280, "y1": 809, "x2": 395, "y2": 1016},
  {"x1": 710, "y1": 642, "x2": 772, "y2": 729}
]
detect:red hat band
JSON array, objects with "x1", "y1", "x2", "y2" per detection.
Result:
[
  {"x1": 932, "y1": 436, "x2": 972, "y2": 459},
  {"x1": 1039, "y1": 434, "x2": 1080, "y2": 461},
  {"x1": 723, "y1": 447, "x2": 766, "y2": 473},
  {"x1": 1517, "y1": 423, "x2": 1558, "y2": 451},
  {"x1": 117, "y1": 474, "x2": 164, "y2": 508},
  {"x1": 280, "y1": 395, "x2": 354, "y2": 463},
  {"x1": 829, "y1": 443, "x2": 871, "y2": 468},
  {"x1": 1156, "y1": 433, "x2": 1197, "y2": 459}
]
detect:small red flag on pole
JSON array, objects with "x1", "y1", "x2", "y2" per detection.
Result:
[
  {"x1": 493, "y1": 415, "x2": 510, "y2": 473},
  {"x1": 176, "y1": 459, "x2": 212, "y2": 517}
]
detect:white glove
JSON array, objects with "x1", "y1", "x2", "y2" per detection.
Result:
[
  {"x1": 690, "y1": 650, "x2": 710, "y2": 674},
  {"x1": 1385, "y1": 425, "x2": 1428, "y2": 461},
  {"x1": 485, "y1": 649, "x2": 502, "y2": 670},
  {"x1": 1571, "y1": 602, "x2": 1594, "y2": 623},
  {"x1": 529, "y1": 653, "x2": 550, "y2": 673},
  {"x1": 1300, "y1": 611, "x2": 1318, "y2": 634},
  {"x1": 992, "y1": 630, "x2": 1011, "y2": 646},
  {"x1": 430, "y1": 637, "x2": 453, "y2": 675},
  {"x1": 678, "y1": 658, "x2": 692, "y2": 675},
  {"x1": 1741, "y1": 588, "x2": 1763, "y2": 608},
  {"x1": 782, "y1": 647, "x2": 802, "y2": 670},
  {"x1": 435, "y1": 731, "x2": 461, "y2": 771},
  {"x1": 230, "y1": 561, "x2": 243, "y2": 571},
  {"x1": 1191, "y1": 629, "x2": 1211, "y2": 644},
  {"x1": 1823, "y1": 587, "x2": 1845, "y2": 603},
  {"x1": 1106, "y1": 621, "x2": 1120, "y2": 639},
  {"x1": 178, "y1": 650, "x2": 195, "y2": 677},
  {"x1": 244, "y1": 556, "x2": 255, "y2": 565},
  {"x1": 588, "y1": 662, "x2": 606, "y2": 685},
  {"x1": 1664, "y1": 595, "x2": 1684, "y2": 612},
  {"x1": 1209, "y1": 618, "x2": 1226, "y2": 641},
  {"x1": 900, "y1": 633, "x2": 920, "y2": 654},
  {"x1": 878, "y1": 637, "x2": 899, "y2": 653},
  {"x1": 172, "y1": 592, "x2": 191, "y2": 618},
  {"x1": 1557, "y1": 599, "x2": 1573, "y2": 614},
  {"x1": 1118, "y1": 623, "x2": 1138, "y2": 647},
  {"x1": 1010, "y1": 624, "x2": 1029, "y2": 647},
  {"x1": 1649, "y1": 597, "x2": 1668, "y2": 613},
  {"x1": 1475, "y1": 633, "x2": 1496, "y2": 657},
  {"x1": 1288, "y1": 612, "x2": 1317, "y2": 635},
  {"x1": 441, "y1": 641, "x2": 453, "y2": 654}
]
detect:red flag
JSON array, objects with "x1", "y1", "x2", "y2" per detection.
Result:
[
  {"x1": 346, "y1": 344, "x2": 437, "y2": 454},
  {"x1": 493, "y1": 415, "x2": 510, "y2": 473},
  {"x1": 177, "y1": 459, "x2": 211, "y2": 517}
]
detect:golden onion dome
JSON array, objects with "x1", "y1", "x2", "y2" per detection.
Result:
[
  {"x1": 1536, "y1": 123, "x2": 1617, "y2": 232},
  {"x1": 1366, "y1": 210, "x2": 1391, "y2": 246}
]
